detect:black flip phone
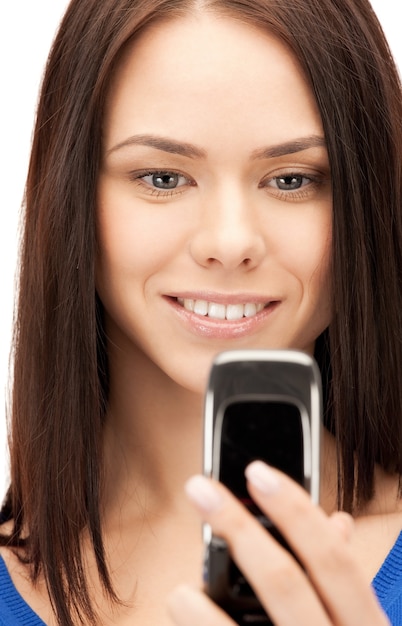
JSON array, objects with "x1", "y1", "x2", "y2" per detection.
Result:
[{"x1": 202, "y1": 349, "x2": 322, "y2": 625}]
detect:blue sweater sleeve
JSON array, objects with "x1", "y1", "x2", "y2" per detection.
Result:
[{"x1": 0, "y1": 557, "x2": 46, "y2": 625}]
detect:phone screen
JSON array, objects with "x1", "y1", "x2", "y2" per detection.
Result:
[
  {"x1": 216, "y1": 400, "x2": 304, "y2": 606},
  {"x1": 218, "y1": 400, "x2": 304, "y2": 506}
]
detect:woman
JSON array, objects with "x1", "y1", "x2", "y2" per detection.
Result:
[{"x1": 1, "y1": 0, "x2": 401, "y2": 624}]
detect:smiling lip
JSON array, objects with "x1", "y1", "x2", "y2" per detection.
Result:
[{"x1": 166, "y1": 294, "x2": 280, "y2": 339}]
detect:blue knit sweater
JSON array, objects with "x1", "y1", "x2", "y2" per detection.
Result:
[
  {"x1": 1, "y1": 534, "x2": 402, "y2": 624},
  {"x1": 372, "y1": 531, "x2": 402, "y2": 623},
  {"x1": 0, "y1": 557, "x2": 45, "y2": 625}
]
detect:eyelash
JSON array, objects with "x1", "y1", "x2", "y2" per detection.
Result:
[{"x1": 129, "y1": 169, "x2": 325, "y2": 201}]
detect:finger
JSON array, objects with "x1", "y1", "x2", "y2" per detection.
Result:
[
  {"x1": 168, "y1": 584, "x2": 236, "y2": 626},
  {"x1": 185, "y1": 474, "x2": 332, "y2": 626},
  {"x1": 244, "y1": 461, "x2": 390, "y2": 626},
  {"x1": 328, "y1": 511, "x2": 354, "y2": 541}
]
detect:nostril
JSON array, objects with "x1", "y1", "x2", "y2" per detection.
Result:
[
  {"x1": 205, "y1": 256, "x2": 255, "y2": 268},
  {"x1": 206, "y1": 257, "x2": 219, "y2": 266}
]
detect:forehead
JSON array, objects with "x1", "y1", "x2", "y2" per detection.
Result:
[{"x1": 102, "y1": 13, "x2": 323, "y2": 152}]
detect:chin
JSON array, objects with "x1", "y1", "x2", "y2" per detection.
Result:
[
  {"x1": 177, "y1": 368, "x2": 211, "y2": 396},
  {"x1": 167, "y1": 353, "x2": 219, "y2": 396}
]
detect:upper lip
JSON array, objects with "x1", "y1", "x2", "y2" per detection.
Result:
[{"x1": 167, "y1": 292, "x2": 278, "y2": 305}]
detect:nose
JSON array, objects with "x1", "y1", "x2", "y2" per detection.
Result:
[{"x1": 189, "y1": 186, "x2": 266, "y2": 271}]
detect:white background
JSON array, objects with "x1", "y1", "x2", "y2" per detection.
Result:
[{"x1": 0, "y1": 0, "x2": 400, "y2": 502}]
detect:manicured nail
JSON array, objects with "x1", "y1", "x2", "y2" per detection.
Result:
[
  {"x1": 330, "y1": 511, "x2": 354, "y2": 540},
  {"x1": 185, "y1": 475, "x2": 224, "y2": 512},
  {"x1": 245, "y1": 461, "x2": 280, "y2": 495}
]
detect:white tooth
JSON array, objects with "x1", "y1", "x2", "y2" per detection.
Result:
[
  {"x1": 208, "y1": 302, "x2": 226, "y2": 319},
  {"x1": 244, "y1": 303, "x2": 257, "y2": 317},
  {"x1": 226, "y1": 304, "x2": 244, "y2": 320},
  {"x1": 256, "y1": 303, "x2": 265, "y2": 312},
  {"x1": 194, "y1": 299, "x2": 208, "y2": 315},
  {"x1": 183, "y1": 298, "x2": 194, "y2": 312}
]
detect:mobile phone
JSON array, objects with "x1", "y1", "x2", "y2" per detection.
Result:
[{"x1": 202, "y1": 349, "x2": 322, "y2": 625}]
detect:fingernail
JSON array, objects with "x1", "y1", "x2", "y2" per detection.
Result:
[
  {"x1": 245, "y1": 461, "x2": 280, "y2": 494},
  {"x1": 185, "y1": 475, "x2": 224, "y2": 512},
  {"x1": 330, "y1": 511, "x2": 354, "y2": 540}
]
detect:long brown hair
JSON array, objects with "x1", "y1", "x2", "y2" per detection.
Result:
[{"x1": 1, "y1": 0, "x2": 402, "y2": 623}]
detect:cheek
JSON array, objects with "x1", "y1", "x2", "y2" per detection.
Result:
[
  {"x1": 96, "y1": 191, "x2": 176, "y2": 284},
  {"x1": 300, "y1": 215, "x2": 333, "y2": 323},
  {"x1": 274, "y1": 209, "x2": 332, "y2": 286},
  {"x1": 96, "y1": 218, "x2": 141, "y2": 287}
]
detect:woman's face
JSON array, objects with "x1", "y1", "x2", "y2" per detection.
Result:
[{"x1": 97, "y1": 14, "x2": 332, "y2": 394}]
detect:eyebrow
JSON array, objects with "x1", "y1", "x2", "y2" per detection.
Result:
[
  {"x1": 251, "y1": 135, "x2": 327, "y2": 159},
  {"x1": 107, "y1": 133, "x2": 326, "y2": 159},
  {"x1": 107, "y1": 134, "x2": 207, "y2": 158}
]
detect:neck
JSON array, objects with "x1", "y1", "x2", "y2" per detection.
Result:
[{"x1": 102, "y1": 342, "x2": 205, "y2": 520}]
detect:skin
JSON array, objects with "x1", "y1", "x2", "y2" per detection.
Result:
[{"x1": 0, "y1": 12, "x2": 399, "y2": 626}]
